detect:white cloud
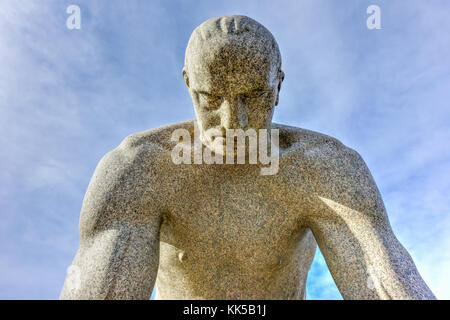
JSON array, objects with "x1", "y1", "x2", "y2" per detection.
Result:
[{"x1": 0, "y1": 0, "x2": 448, "y2": 299}]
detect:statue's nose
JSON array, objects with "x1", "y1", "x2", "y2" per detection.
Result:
[{"x1": 220, "y1": 96, "x2": 248, "y2": 129}]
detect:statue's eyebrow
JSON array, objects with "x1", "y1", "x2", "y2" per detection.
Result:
[
  {"x1": 196, "y1": 90, "x2": 220, "y2": 97},
  {"x1": 244, "y1": 89, "x2": 273, "y2": 96},
  {"x1": 195, "y1": 89, "x2": 271, "y2": 98}
]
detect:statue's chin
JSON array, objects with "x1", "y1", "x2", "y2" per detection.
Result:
[
  {"x1": 203, "y1": 141, "x2": 229, "y2": 156},
  {"x1": 204, "y1": 140, "x2": 251, "y2": 159}
]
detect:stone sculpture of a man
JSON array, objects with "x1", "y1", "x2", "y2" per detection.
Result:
[{"x1": 60, "y1": 15, "x2": 435, "y2": 300}]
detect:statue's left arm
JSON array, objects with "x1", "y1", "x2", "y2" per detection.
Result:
[{"x1": 305, "y1": 141, "x2": 436, "y2": 299}]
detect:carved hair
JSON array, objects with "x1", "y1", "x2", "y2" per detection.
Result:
[{"x1": 184, "y1": 15, "x2": 283, "y2": 77}]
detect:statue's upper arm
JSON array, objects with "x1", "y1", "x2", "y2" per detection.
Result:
[
  {"x1": 79, "y1": 136, "x2": 165, "y2": 240},
  {"x1": 61, "y1": 136, "x2": 165, "y2": 299},
  {"x1": 304, "y1": 141, "x2": 435, "y2": 299},
  {"x1": 305, "y1": 140, "x2": 387, "y2": 224}
]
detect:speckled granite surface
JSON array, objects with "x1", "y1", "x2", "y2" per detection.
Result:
[{"x1": 60, "y1": 15, "x2": 436, "y2": 300}]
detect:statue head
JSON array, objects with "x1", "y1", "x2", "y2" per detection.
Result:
[{"x1": 183, "y1": 15, "x2": 284, "y2": 150}]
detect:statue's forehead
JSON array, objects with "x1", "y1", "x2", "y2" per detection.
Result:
[
  {"x1": 187, "y1": 39, "x2": 278, "y2": 93},
  {"x1": 187, "y1": 33, "x2": 276, "y2": 68}
]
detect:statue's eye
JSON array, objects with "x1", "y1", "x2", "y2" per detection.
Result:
[
  {"x1": 243, "y1": 90, "x2": 274, "y2": 105},
  {"x1": 198, "y1": 92, "x2": 222, "y2": 110}
]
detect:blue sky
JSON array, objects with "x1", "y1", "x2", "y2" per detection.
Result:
[{"x1": 0, "y1": 0, "x2": 449, "y2": 299}]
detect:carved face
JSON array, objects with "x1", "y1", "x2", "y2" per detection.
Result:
[{"x1": 184, "y1": 37, "x2": 283, "y2": 151}]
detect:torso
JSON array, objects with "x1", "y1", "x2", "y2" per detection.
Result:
[{"x1": 130, "y1": 120, "x2": 339, "y2": 299}]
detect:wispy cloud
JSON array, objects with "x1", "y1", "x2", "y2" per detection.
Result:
[{"x1": 0, "y1": 0, "x2": 448, "y2": 299}]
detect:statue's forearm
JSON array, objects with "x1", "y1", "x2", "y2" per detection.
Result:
[
  {"x1": 313, "y1": 219, "x2": 436, "y2": 300},
  {"x1": 374, "y1": 239, "x2": 436, "y2": 300},
  {"x1": 60, "y1": 227, "x2": 159, "y2": 300}
]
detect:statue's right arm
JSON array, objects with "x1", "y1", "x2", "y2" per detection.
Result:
[{"x1": 60, "y1": 137, "x2": 164, "y2": 299}]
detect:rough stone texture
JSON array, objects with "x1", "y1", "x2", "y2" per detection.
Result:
[{"x1": 60, "y1": 15, "x2": 436, "y2": 300}]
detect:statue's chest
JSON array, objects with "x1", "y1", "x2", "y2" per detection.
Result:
[{"x1": 161, "y1": 166, "x2": 304, "y2": 262}]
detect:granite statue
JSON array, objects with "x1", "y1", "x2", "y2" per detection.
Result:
[{"x1": 60, "y1": 15, "x2": 436, "y2": 300}]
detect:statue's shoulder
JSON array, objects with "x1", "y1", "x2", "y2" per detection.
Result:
[
  {"x1": 79, "y1": 123, "x2": 187, "y2": 238},
  {"x1": 95, "y1": 120, "x2": 195, "y2": 181},
  {"x1": 272, "y1": 122, "x2": 351, "y2": 157},
  {"x1": 118, "y1": 119, "x2": 195, "y2": 153},
  {"x1": 274, "y1": 123, "x2": 369, "y2": 191}
]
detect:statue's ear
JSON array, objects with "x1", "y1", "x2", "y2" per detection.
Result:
[
  {"x1": 182, "y1": 67, "x2": 190, "y2": 88},
  {"x1": 275, "y1": 70, "x2": 284, "y2": 106}
]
